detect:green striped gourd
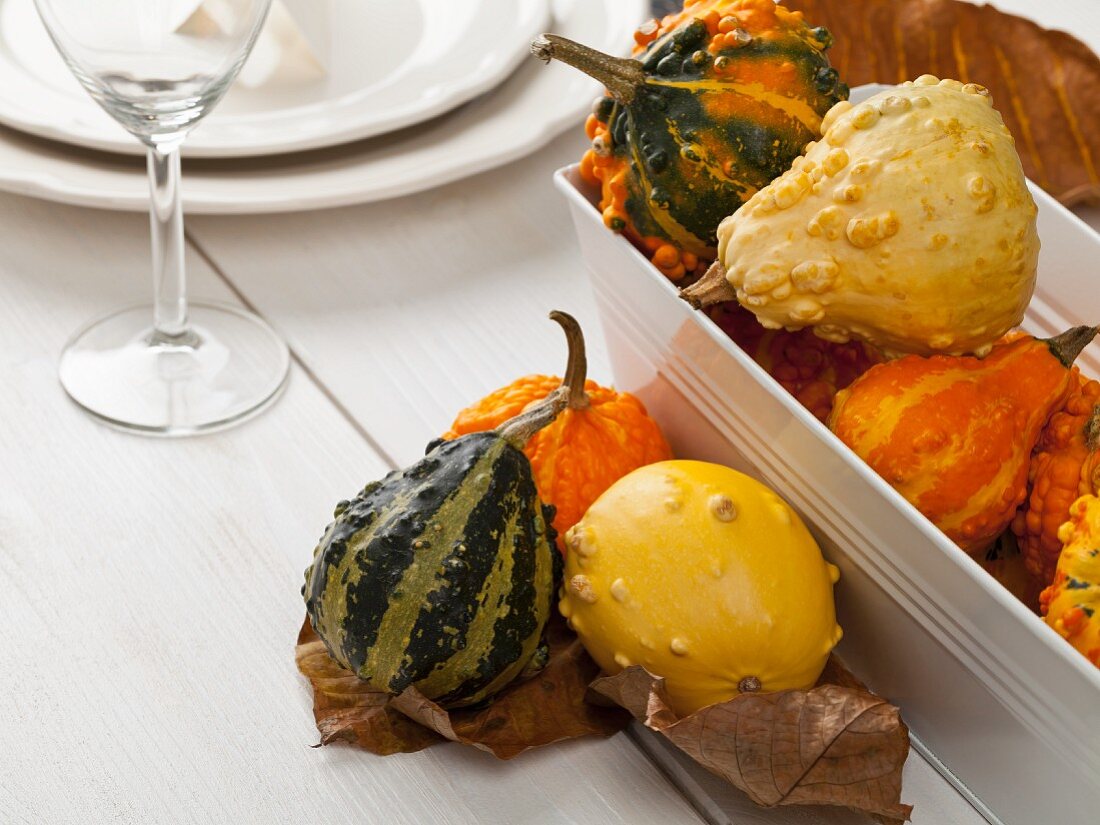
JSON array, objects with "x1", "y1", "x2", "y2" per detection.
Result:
[{"x1": 302, "y1": 314, "x2": 585, "y2": 708}]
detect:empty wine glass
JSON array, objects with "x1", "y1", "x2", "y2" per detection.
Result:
[{"x1": 35, "y1": 0, "x2": 288, "y2": 435}]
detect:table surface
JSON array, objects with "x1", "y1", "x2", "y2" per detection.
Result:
[{"x1": 2, "y1": 2, "x2": 1098, "y2": 824}]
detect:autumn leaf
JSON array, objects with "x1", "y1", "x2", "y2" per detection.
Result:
[
  {"x1": 816, "y1": 653, "x2": 871, "y2": 692},
  {"x1": 591, "y1": 663, "x2": 913, "y2": 822},
  {"x1": 391, "y1": 618, "x2": 629, "y2": 758},
  {"x1": 295, "y1": 619, "x2": 441, "y2": 754},
  {"x1": 785, "y1": 0, "x2": 1100, "y2": 206},
  {"x1": 295, "y1": 616, "x2": 629, "y2": 759}
]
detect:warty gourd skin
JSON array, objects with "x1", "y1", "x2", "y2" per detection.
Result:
[{"x1": 684, "y1": 76, "x2": 1039, "y2": 358}]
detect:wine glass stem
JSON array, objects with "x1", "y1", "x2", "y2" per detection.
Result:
[{"x1": 147, "y1": 145, "x2": 190, "y2": 342}]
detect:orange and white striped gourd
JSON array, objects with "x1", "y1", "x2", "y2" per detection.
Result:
[{"x1": 828, "y1": 327, "x2": 1096, "y2": 555}]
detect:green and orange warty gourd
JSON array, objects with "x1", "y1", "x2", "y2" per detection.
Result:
[
  {"x1": 708, "y1": 301, "x2": 881, "y2": 421},
  {"x1": 1041, "y1": 495, "x2": 1100, "y2": 669},
  {"x1": 1013, "y1": 370, "x2": 1100, "y2": 587},
  {"x1": 683, "y1": 76, "x2": 1040, "y2": 357},
  {"x1": 828, "y1": 327, "x2": 1097, "y2": 556},
  {"x1": 559, "y1": 461, "x2": 842, "y2": 717},
  {"x1": 532, "y1": 0, "x2": 847, "y2": 281}
]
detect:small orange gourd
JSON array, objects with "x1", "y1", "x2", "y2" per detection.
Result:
[
  {"x1": 828, "y1": 326, "x2": 1097, "y2": 556},
  {"x1": 1040, "y1": 494, "x2": 1100, "y2": 668},
  {"x1": 709, "y1": 302, "x2": 881, "y2": 421},
  {"x1": 1013, "y1": 370, "x2": 1100, "y2": 586},
  {"x1": 444, "y1": 318, "x2": 672, "y2": 551}
]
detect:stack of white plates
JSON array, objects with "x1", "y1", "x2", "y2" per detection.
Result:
[{"x1": 0, "y1": 0, "x2": 647, "y2": 213}]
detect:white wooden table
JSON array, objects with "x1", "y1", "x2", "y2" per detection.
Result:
[
  {"x1": 2, "y1": 2, "x2": 1098, "y2": 821},
  {"x1": 0, "y1": 128, "x2": 995, "y2": 825}
]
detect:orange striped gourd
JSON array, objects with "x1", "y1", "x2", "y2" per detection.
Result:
[{"x1": 828, "y1": 327, "x2": 1097, "y2": 556}]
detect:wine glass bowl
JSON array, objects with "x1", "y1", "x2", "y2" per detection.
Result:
[
  {"x1": 35, "y1": 1, "x2": 268, "y2": 145},
  {"x1": 35, "y1": 0, "x2": 289, "y2": 435}
]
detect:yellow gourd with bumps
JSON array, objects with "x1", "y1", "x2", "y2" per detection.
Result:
[
  {"x1": 685, "y1": 76, "x2": 1039, "y2": 358},
  {"x1": 560, "y1": 460, "x2": 842, "y2": 716}
]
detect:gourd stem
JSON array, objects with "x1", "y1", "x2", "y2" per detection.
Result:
[
  {"x1": 531, "y1": 34, "x2": 645, "y2": 104},
  {"x1": 1046, "y1": 325, "x2": 1098, "y2": 368},
  {"x1": 551, "y1": 310, "x2": 590, "y2": 411},
  {"x1": 497, "y1": 387, "x2": 570, "y2": 448},
  {"x1": 680, "y1": 261, "x2": 738, "y2": 309},
  {"x1": 496, "y1": 311, "x2": 588, "y2": 447}
]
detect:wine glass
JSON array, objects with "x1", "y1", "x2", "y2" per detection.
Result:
[{"x1": 35, "y1": 0, "x2": 289, "y2": 435}]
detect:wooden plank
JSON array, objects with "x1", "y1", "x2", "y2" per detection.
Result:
[
  {"x1": 187, "y1": 132, "x2": 605, "y2": 468},
  {"x1": 0, "y1": 192, "x2": 701, "y2": 824},
  {"x1": 187, "y1": 133, "x2": 989, "y2": 824}
]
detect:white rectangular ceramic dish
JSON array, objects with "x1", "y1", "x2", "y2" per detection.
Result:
[{"x1": 554, "y1": 89, "x2": 1100, "y2": 823}]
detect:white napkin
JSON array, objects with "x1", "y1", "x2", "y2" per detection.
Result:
[{"x1": 176, "y1": 0, "x2": 330, "y2": 87}]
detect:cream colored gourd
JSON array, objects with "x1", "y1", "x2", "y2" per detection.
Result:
[
  {"x1": 559, "y1": 460, "x2": 842, "y2": 716},
  {"x1": 712, "y1": 76, "x2": 1039, "y2": 357}
]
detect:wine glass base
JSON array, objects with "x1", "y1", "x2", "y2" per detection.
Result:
[{"x1": 59, "y1": 301, "x2": 290, "y2": 436}]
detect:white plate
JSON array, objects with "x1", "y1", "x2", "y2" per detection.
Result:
[
  {"x1": 0, "y1": 0, "x2": 550, "y2": 158},
  {"x1": 0, "y1": 0, "x2": 645, "y2": 213}
]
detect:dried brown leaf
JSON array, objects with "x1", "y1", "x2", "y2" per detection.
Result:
[
  {"x1": 816, "y1": 653, "x2": 870, "y2": 692},
  {"x1": 591, "y1": 664, "x2": 912, "y2": 822},
  {"x1": 785, "y1": 0, "x2": 1100, "y2": 205},
  {"x1": 295, "y1": 616, "x2": 629, "y2": 759},
  {"x1": 390, "y1": 618, "x2": 630, "y2": 759},
  {"x1": 295, "y1": 619, "x2": 442, "y2": 754}
]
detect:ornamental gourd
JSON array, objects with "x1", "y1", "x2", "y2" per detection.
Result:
[
  {"x1": 302, "y1": 313, "x2": 586, "y2": 708},
  {"x1": 532, "y1": 0, "x2": 847, "y2": 280},
  {"x1": 443, "y1": 320, "x2": 671, "y2": 552},
  {"x1": 1013, "y1": 371, "x2": 1100, "y2": 586},
  {"x1": 828, "y1": 327, "x2": 1097, "y2": 556},
  {"x1": 683, "y1": 77, "x2": 1039, "y2": 357},
  {"x1": 708, "y1": 301, "x2": 880, "y2": 421},
  {"x1": 1041, "y1": 495, "x2": 1100, "y2": 669},
  {"x1": 559, "y1": 460, "x2": 842, "y2": 716}
]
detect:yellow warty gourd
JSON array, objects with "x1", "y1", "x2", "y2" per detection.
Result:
[
  {"x1": 703, "y1": 76, "x2": 1039, "y2": 357},
  {"x1": 559, "y1": 460, "x2": 842, "y2": 716}
]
